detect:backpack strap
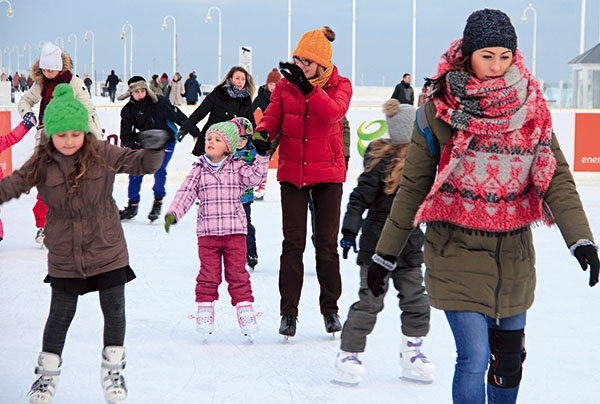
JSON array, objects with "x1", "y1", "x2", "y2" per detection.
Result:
[{"x1": 415, "y1": 104, "x2": 440, "y2": 158}]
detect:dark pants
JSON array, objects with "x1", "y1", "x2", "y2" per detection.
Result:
[
  {"x1": 42, "y1": 285, "x2": 126, "y2": 356},
  {"x1": 243, "y1": 203, "x2": 257, "y2": 257},
  {"x1": 279, "y1": 182, "x2": 342, "y2": 316},
  {"x1": 127, "y1": 141, "x2": 175, "y2": 203}
]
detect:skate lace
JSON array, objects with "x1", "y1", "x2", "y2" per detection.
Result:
[
  {"x1": 237, "y1": 306, "x2": 256, "y2": 327},
  {"x1": 407, "y1": 340, "x2": 430, "y2": 363},
  {"x1": 28, "y1": 377, "x2": 53, "y2": 395},
  {"x1": 341, "y1": 353, "x2": 362, "y2": 365},
  {"x1": 104, "y1": 369, "x2": 126, "y2": 388},
  {"x1": 196, "y1": 307, "x2": 214, "y2": 325}
]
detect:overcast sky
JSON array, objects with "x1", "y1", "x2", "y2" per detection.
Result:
[{"x1": 1, "y1": 0, "x2": 598, "y2": 87}]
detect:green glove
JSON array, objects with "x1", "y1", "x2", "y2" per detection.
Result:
[{"x1": 164, "y1": 214, "x2": 176, "y2": 233}]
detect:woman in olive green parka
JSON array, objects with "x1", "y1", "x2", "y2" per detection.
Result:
[{"x1": 367, "y1": 8, "x2": 599, "y2": 404}]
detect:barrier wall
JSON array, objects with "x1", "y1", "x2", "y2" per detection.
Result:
[{"x1": 3, "y1": 106, "x2": 600, "y2": 176}]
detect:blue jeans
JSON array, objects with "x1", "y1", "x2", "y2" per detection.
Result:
[
  {"x1": 445, "y1": 311, "x2": 526, "y2": 404},
  {"x1": 127, "y1": 141, "x2": 174, "y2": 203}
]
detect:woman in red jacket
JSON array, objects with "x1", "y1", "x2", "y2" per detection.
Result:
[{"x1": 254, "y1": 26, "x2": 352, "y2": 338}]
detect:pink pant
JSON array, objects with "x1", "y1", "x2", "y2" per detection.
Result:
[{"x1": 195, "y1": 234, "x2": 254, "y2": 306}]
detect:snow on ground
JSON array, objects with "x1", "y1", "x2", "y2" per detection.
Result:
[{"x1": 1, "y1": 170, "x2": 600, "y2": 403}]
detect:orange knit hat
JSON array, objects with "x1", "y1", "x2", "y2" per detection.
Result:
[{"x1": 293, "y1": 26, "x2": 335, "y2": 69}]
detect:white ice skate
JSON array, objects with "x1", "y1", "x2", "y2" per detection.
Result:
[
  {"x1": 35, "y1": 227, "x2": 45, "y2": 249},
  {"x1": 236, "y1": 301, "x2": 258, "y2": 342},
  {"x1": 399, "y1": 336, "x2": 435, "y2": 383},
  {"x1": 332, "y1": 351, "x2": 366, "y2": 386},
  {"x1": 28, "y1": 352, "x2": 61, "y2": 404},
  {"x1": 195, "y1": 302, "x2": 215, "y2": 342},
  {"x1": 101, "y1": 346, "x2": 127, "y2": 403}
]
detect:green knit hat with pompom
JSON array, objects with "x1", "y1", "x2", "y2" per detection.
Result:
[
  {"x1": 44, "y1": 83, "x2": 89, "y2": 137},
  {"x1": 205, "y1": 121, "x2": 242, "y2": 153}
]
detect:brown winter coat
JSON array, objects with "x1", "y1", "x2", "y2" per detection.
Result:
[
  {"x1": 376, "y1": 101, "x2": 594, "y2": 319},
  {"x1": 0, "y1": 141, "x2": 164, "y2": 279}
]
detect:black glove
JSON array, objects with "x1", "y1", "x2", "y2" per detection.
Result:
[
  {"x1": 139, "y1": 129, "x2": 171, "y2": 150},
  {"x1": 574, "y1": 244, "x2": 600, "y2": 287},
  {"x1": 252, "y1": 130, "x2": 271, "y2": 156},
  {"x1": 22, "y1": 112, "x2": 37, "y2": 130},
  {"x1": 279, "y1": 61, "x2": 313, "y2": 95},
  {"x1": 340, "y1": 234, "x2": 358, "y2": 259},
  {"x1": 176, "y1": 128, "x2": 188, "y2": 142},
  {"x1": 367, "y1": 254, "x2": 396, "y2": 296}
]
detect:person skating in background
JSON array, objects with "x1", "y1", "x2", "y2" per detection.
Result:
[
  {"x1": 164, "y1": 121, "x2": 269, "y2": 341},
  {"x1": 333, "y1": 100, "x2": 434, "y2": 386},
  {"x1": 0, "y1": 84, "x2": 169, "y2": 404},
  {"x1": 168, "y1": 72, "x2": 185, "y2": 106},
  {"x1": 390, "y1": 73, "x2": 414, "y2": 105},
  {"x1": 369, "y1": 9, "x2": 599, "y2": 404},
  {"x1": 252, "y1": 26, "x2": 352, "y2": 338},
  {"x1": 251, "y1": 68, "x2": 282, "y2": 201},
  {"x1": 184, "y1": 71, "x2": 202, "y2": 105},
  {"x1": 83, "y1": 74, "x2": 93, "y2": 94},
  {"x1": 117, "y1": 75, "x2": 199, "y2": 222},
  {"x1": 0, "y1": 112, "x2": 37, "y2": 242},
  {"x1": 105, "y1": 69, "x2": 120, "y2": 103},
  {"x1": 149, "y1": 74, "x2": 164, "y2": 96},
  {"x1": 232, "y1": 117, "x2": 260, "y2": 270},
  {"x1": 18, "y1": 42, "x2": 103, "y2": 246},
  {"x1": 177, "y1": 66, "x2": 255, "y2": 157}
]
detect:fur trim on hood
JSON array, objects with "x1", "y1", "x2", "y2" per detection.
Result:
[{"x1": 30, "y1": 52, "x2": 73, "y2": 84}]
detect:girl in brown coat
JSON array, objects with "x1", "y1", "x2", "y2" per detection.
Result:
[
  {"x1": 0, "y1": 84, "x2": 168, "y2": 404},
  {"x1": 369, "y1": 9, "x2": 599, "y2": 404}
]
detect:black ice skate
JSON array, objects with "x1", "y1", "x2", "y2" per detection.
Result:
[
  {"x1": 148, "y1": 197, "x2": 163, "y2": 222},
  {"x1": 119, "y1": 202, "x2": 138, "y2": 221},
  {"x1": 279, "y1": 315, "x2": 297, "y2": 340},
  {"x1": 323, "y1": 313, "x2": 342, "y2": 335}
]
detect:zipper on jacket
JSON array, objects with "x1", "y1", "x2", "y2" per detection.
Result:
[{"x1": 493, "y1": 234, "x2": 504, "y2": 325}]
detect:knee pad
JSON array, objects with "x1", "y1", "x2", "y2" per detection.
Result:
[{"x1": 487, "y1": 328, "x2": 527, "y2": 389}]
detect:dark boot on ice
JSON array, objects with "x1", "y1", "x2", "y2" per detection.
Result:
[
  {"x1": 323, "y1": 313, "x2": 342, "y2": 334},
  {"x1": 279, "y1": 315, "x2": 297, "y2": 337},
  {"x1": 148, "y1": 197, "x2": 163, "y2": 222},
  {"x1": 119, "y1": 201, "x2": 138, "y2": 220}
]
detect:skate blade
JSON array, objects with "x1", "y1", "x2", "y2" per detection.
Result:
[
  {"x1": 400, "y1": 373, "x2": 434, "y2": 384},
  {"x1": 331, "y1": 370, "x2": 361, "y2": 386}
]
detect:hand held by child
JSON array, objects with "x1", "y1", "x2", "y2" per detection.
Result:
[
  {"x1": 367, "y1": 254, "x2": 396, "y2": 296},
  {"x1": 22, "y1": 112, "x2": 37, "y2": 130},
  {"x1": 252, "y1": 131, "x2": 271, "y2": 156}
]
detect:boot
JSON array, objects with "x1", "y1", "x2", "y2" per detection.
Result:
[
  {"x1": 196, "y1": 302, "x2": 215, "y2": 339},
  {"x1": 236, "y1": 301, "x2": 258, "y2": 339},
  {"x1": 147, "y1": 197, "x2": 163, "y2": 222},
  {"x1": 119, "y1": 201, "x2": 138, "y2": 221},
  {"x1": 333, "y1": 351, "x2": 366, "y2": 386},
  {"x1": 279, "y1": 315, "x2": 297, "y2": 337},
  {"x1": 28, "y1": 352, "x2": 61, "y2": 404},
  {"x1": 35, "y1": 227, "x2": 45, "y2": 247},
  {"x1": 101, "y1": 346, "x2": 127, "y2": 403},
  {"x1": 323, "y1": 313, "x2": 342, "y2": 334},
  {"x1": 400, "y1": 336, "x2": 435, "y2": 383}
]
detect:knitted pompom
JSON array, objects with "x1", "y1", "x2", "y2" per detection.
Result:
[
  {"x1": 321, "y1": 26, "x2": 336, "y2": 42},
  {"x1": 52, "y1": 82, "x2": 74, "y2": 99}
]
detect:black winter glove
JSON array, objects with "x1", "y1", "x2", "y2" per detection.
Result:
[
  {"x1": 279, "y1": 61, "x2": 313, "y2": 95},
  {"x1": 574, "y1": 244, "x2": 600, "y2": 287},
  {"x1": 176, "y1": 128, "x2": 188, "y2": 142},
  {"x1": 340, "y1": 234, "x2": 358, "y2": 259},
  {"x1": 252, "y1": 131, "x2": 271, "y2": 156},
  {"x1": 22, "y1": 112, "x2": 37, "y2": 130},
  {"x1": 139, "y1": 129, "x2": 171, "y2": 150},
  {"x1": 367, "y1": 254, "x2": 396, "y2": 296}
]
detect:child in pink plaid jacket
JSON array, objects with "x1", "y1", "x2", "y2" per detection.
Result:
[{"x1": 164, "y1": 120, "x2": 268, "y2": 340}]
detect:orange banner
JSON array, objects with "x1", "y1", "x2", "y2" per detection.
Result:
[
  {"x1": 0, "y1": 111, "x2": 12, "y2": 176},
  {"x1": 574, "y1": 113, "x2": 600, "y2": 172}
]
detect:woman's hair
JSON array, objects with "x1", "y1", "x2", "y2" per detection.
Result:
[
  {"x1": 216, "y1": 66, "x2": 256, "y2": 98},
  {"x1": 21, "y1": 133, "x2": 109, "y2": 194},
  {"x1": 364, "y1": 139, "x2": 409, "y2": 195}
]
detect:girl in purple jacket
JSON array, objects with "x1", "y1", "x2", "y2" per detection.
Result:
[{"x1": 164, "y1": 120, "x2": 269, "y2": 341}]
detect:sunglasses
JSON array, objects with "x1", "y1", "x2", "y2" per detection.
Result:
[{"x1": 293, "y1": 56, "x2": 313, "y2": 67}]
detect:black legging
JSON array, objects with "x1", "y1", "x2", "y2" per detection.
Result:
[{"x1": 42, "y1": 285, "x2": 126, "y2": 356}]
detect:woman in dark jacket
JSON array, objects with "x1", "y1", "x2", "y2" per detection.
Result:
[{"x1": 178, "y1": 66, "x2": 255, "y2": 156}]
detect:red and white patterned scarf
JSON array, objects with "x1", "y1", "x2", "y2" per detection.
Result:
[{"x1": 414, "y1": 39, "x2": 556, "y2": 232}]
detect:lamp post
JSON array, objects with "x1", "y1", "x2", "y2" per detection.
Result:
[
  {"x1": 67, "y1": 33, "x2": 78, "y2": 75},
  {"x1": 12, "y1": 45, "x2": 19, "y2": 75},
  {"x1": 351, "y1": 0, "x2": 356, "y2": 85},
  {"x1": 55, "y1": 36, "x2": 64, "y2": 49},
  {"x1": 84, "y1": 31, "x2": 95, "y2": 94},
  {"x1": 23, "y1": 42, "x2": 31, "y2": 70},
  {"x1": 162, "y1": 15, "x2": 177, "y2": 75},
  {"x1": 4, "y1": 47, "x2": 11, "y2": 74},
  {"x1": 206, "y1": 6, "x2": 222, "y2": 83},
  {"x1": 120, "y1": 21, "x2": 133, "y2": 81},
  {"x1": 411, "y1": 0, "x2": 416, "y2": 96},
  {"x1": 0, "y1": 0, "x2": 13, "y2": 17},
  {"x1": 287, "y1": 0, "x2": 292, "y2": 59},
  {"x1": 580, "y1": 0, "x2": 586, "y2": 54},
  {"x1": 520, "y1": 3, "x2": 537, "y2": 77}
]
